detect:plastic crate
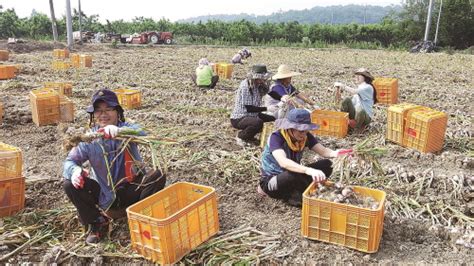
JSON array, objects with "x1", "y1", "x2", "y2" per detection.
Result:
[
  {"x1": 52, "y1": 61, "x2": 71, "y2": 70},
  {"x1": 70, "y1": 54, "x2": 80, "y2": 67},
  {"x1": 302, "y1": 181, "x2": 386, "y2": 253},
  {"x1": 373, "y1": 78, "x2": 398, "y2": 105},
  {"x1": 0, "y1": 50, "x2": 9, "y2": 61},
  {"x1": 0, "y1": 142, "x2": 22, "y2": 180},
  {"x1": 210, "y1": 63, "x2": 218, "y2": 74},
  {"x1": 217, "y1": 63, "x2": 233, "y2": 79},
  {"x1": 44, "y1": 82, "x2": 73, "y2": 96},
  {"x1": 53, "y1": 48, "x2": 70, "y2": 59},
  {"x1": 311, "y1": 110, "x2": 349, "y2": 138},
  {"x1": 30, "y1": 88, "x2": 60, "y2": 126},
  {"x1": 59, "y1": 96, "x2": 75, "y2": 123},
  {"x1": 260, "y1": 122, "x2": 274, "y2": 148},
  {"x1": 113, "y1": 88, "x2": 141, "y2": 109},
  {"x1": 127, "y1": 182, "x2": 219, "y2": 265},
  {"x1": 0, "y1": 65, "x2": 17, "y2": 80},
  {"x1": 386, "y1": 103, "x2": 423, "y2": 145},
  {"x1": 0, "y1": 102, "x2": 3, "y2": 124},
  {"x1": 0, "y1": 177, "x2": 25, "y2": 218},
  {"x1": 80, "y1": 55, "x2": 93, "y2": 67},
  {"x1": 403, "y1": 107, "x2": 448, "y2": 153}
]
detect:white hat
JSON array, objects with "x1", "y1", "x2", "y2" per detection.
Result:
[{"x1": 272, "y1": 65, "x2": 301, "y2": 80}]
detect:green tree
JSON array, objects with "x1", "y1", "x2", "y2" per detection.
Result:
[{"x1": 438, "y1": 0, "x2": 474, "y2": 48}]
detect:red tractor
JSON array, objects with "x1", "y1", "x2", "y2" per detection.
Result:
[{"x1": 124, "y1": 31, "x2": 173, "y2": 45}]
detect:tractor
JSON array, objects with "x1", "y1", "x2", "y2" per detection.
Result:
[{"x1": 121, "y1": 31, "x2": 173, "y2": 45}]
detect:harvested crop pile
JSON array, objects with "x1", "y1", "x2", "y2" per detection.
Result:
[{"x1": 308, "y1": 182, "x2": 380, "y2": 210}]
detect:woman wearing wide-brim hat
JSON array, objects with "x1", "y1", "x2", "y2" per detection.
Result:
[
  {"x1": 263, "y1": 64, "x2": 319, "y2": 119},
  {"x1": 334, "y1": 68, "x2": 377, "y2": 130},
  {"x1": 258, "y1": 108, "x2": 352, "y2": 206},
  {"x1": 230, "y1": 64, "x2": 275, "y2": 146}
]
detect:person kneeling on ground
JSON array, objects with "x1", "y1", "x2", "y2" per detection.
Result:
[
  {"x1": 192, "y1": 58, "x2": 219, "y2": 89},
  {"x1": 334, "y1": 68, "x2": 377, "y2": 131},
  {"x1": 258, "y1": 108, "x2": 352, "y2": 206},
  {"x1": 264, "y1": 64, "x2": 319, "y2": 119},
  {"x1": 63, "y1": 89, "x2": 166, "y2": 244},
  {"x1": 230, "y1": 64, "x2": 275, "y2": 146}
]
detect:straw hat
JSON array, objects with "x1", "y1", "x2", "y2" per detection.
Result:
[
  {"x1": 354, "y1": 68, "x2": 374, "y2": 80},
  {"x1": 272, "y1": 65, "x2": 301, "y2": 80}
]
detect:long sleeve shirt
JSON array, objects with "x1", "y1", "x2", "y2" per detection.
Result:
[
  {"x1": 63, "y1": 122, "x2": 145, "y2": 210},
  {"x1": 230, "y1": 79, "x2": 263, "y2": 120}
]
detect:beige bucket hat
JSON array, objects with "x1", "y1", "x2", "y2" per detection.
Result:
[{"x1": 272, "y1": 64, "x2": 301, "y2": 80}]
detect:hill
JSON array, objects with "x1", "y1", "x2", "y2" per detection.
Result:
[{"x1": 178, "y1": 4, "x2": 402, "y2": 24}]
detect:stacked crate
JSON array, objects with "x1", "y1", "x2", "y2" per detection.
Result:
[
  {"x1": 52, "y1": 49, "x2": 71, "y2": 70},
  {"x1": 217, "y1": 63, "x2": 233, "y2": 79},
  {"x1": 53, "y1": 48, "x2": 70, "y2": 59},
  {"x1": 386, "y1": 103, "x2": 447, "y2": 153},
  {"x1": 44, "y1": 82, "x2": 73, "y2": 96},
  {"x1": 373, "y1": 78, "x2": 398, "y2": 105},
  {"x1": 70, "y1": 53, "x2": 93, "y2": 68},
  {"x1": 59, "y1": 96, "x2": 75, "y2": 123},
  {"x1": 30, "y1": 88, "x2": 61, "y2": 126},
  {"x1": 0, "y1": 142, "x2": 25, "y2": 218},
  {"x1": 113, "y1": 88, "x2": 142, "y2": 109}
]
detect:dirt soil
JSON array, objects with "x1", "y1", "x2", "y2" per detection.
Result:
[{"x1": 0, "y1": 41, "x2": 472, "y2": 264}]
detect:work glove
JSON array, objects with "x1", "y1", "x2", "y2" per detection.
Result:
[
  {"x1": 305, "y1": 168, "x2": 326, "y2": 183},
  {"x1": 98, "y1": 125, "x2": 120, "y2": 139},
  {"x1": 336, "y1": 148, "x2": 354, "y2": 157},
  {"x1": 334, "y1": 82, "x2": 344, "y2": 88},
  {"x1": 281, "y1": 95, "x2": 290, "y2": 103},
  {"x1": 71, "y1": 167, "x2": 89, "y2": 189}
]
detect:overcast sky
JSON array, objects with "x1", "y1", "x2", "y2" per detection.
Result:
[{"x1": 2, "y1": 0, "x2": 402, "y2": 22}]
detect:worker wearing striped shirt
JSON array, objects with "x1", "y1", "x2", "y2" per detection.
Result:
[{"x1": 230, "y1": 64, "x2": 274, "y2": 146}]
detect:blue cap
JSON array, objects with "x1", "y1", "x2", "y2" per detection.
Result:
[
  {"x1": 86, "y1": 89, "x2": 121, "y2": 113},
  {"x1": 275, "y1": 108, "x2": 319, "y2": 131}
]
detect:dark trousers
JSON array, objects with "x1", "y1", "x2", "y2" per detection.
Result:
[
  {"x1": 341, "y1": 97, "x2": 371, "y2": 128},
  {"x1": 64, "y1": 170, "x2": 166, "y2": 225},
  {"x1": 231, "y1": 116, "x2": 264, "y2": 140},
  {"x1": 260, "y1": 159, "x2": 333, "y2": 201}
]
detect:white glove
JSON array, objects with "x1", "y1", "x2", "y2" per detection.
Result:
[
  {"x1": 71, "y1": 167, "x2": 88, "y2": 189},
  {"x1": 281, "y1": 95, "x2": 290, "y2": 103},
  {"x1": 277, "y1": 101, "x2": 285, "y2": 108},
  {"x1": 103, "y1": 125, "x2": 120, "y2": 138},
  {"x1": 334, "y1": 82, "x2": 344, "y2": 88},
  {"x1": 312, "y1": 104, "x2": 321, "y2": 110},
  {"x1": 305, "y1": 168, "x2": 326, "y2": 183}
]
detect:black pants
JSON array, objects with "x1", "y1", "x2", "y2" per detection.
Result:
[
  {"x1": 64, "y1": 170, "x2": 166, "y2": 225},
  {"x1": 231, "y1": 116, "x2": 264, "y2": 140},
  {"x1": 259, "y1": 159, "x2": 333, "y2": 201}
]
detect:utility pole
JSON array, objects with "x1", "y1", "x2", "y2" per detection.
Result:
[
  {"x1": 434, "y1": 0, "x2": 443, "y2": 45},
  {"x1": 423, "y1": 0, "x2": 434, "y2": 42},
  {"x1": 78, "y1": 0, "x2": 83, "y2": 45},
  {"x1": 364, "y1": 5, "x2": 367, "y2": 25},
  {"x1": 65, "y1": 0, "x2": 73, "y2": 49},
  {"x1": 49, "y1": 0, "x2": 58, "y2": 42}
]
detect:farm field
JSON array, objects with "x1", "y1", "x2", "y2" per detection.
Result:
[{"x1": 0, "y1": 42, "x2": 472, "y2": 264}]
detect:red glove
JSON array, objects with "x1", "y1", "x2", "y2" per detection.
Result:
[
  {"x1": 97, "y1": 125, "x2": 120, "y2": 139},
  {"x1": 337, "y1": 149, "x2": 353, "y2": 157},
  {"x1": 71, "y1": 168, "x2": 89, "y2": 189}
]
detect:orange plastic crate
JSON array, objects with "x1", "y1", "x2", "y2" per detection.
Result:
[
  {"x1": 52, "y1": 61, "x2": 71, "y2": 70},
  {"x1": 30, "y1": 88, "x2": 60, "y2": 126},
  {"x1": 0, "y1": 142, "x2": 22, "y2": 181},
  {"x1": 0, "y1": 177, "x2": 25, "y2": 218},
  {"x1": 302, "y1": 181, "x2": 386, "y2": 253},
  {"x1": 113, "y1": 88, "x2": 142, "y2": 109},
  {"x1": 217, "y1": 63, "x2": 233, "y2": 79},
  {"x1": 70, "y1": 54, "x2": 80, "y2": 67},
  {"x1": 386, "y1": 103, "x2": 423, "y2": 145},
  {"x1": 53, "y1": 48, "x2": 70, "y2": 59},
  {"x1": 403, "y1": 107, "x2": 447, "y2": 153},
  {"x1": 260, "y1": 122, "x2": 274, "y2": 148},
  {"x1": 127, "y1": 182, "x2": 219, "y2": 264},
  {"x1": 59, "y1": 96, "x2": 75, "y2": 123},
  {"x1": 0, "y1": 50, "x2": 9, "y2": 61},
  {"x1": 210, "y1": 63, "x2": 218, "y2": 74},
  {"x1": 311, "y1": 110, "x2": 349, "y2": 138},
  {"x1": 0, "y1": 65, "x2": 17, "y2": 80},
  {"x1": 80, "y1": 55, "x2": 93, "y2": 67},
  {"x1": 44, "y1": 82, "x2": 73, "y2": 96},
  {"x1": 373, "y1": 78, "x2": 398, "y2": 105}
]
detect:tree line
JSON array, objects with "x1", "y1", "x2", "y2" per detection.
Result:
[{"x1": 0, "y1": 0, "x2": 472, "y2": 49}]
